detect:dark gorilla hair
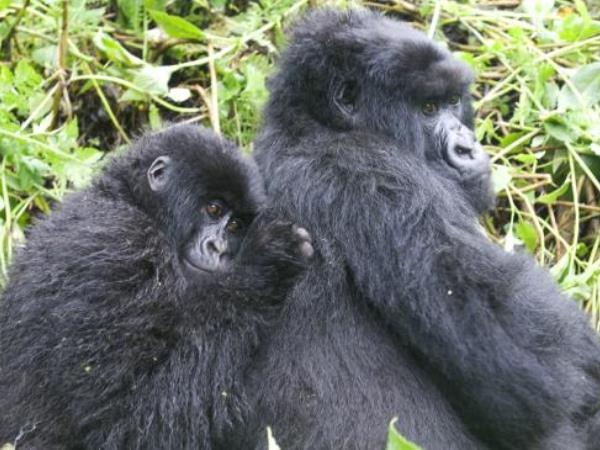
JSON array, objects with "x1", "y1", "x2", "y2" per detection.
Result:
[
  {"x1": 245, "y1": 8, "x2": 600, "y2": 450},
  {"x1": 0, "y1": 125, "x2": 313, "y2": 449},
  {"x1": 264, "y1": 8, "x2": 493, "y2": 215}
]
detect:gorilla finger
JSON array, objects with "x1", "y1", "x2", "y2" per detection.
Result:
[
  {"x1": 299, "y1": 241, "x2": 315, "y2": 259},
  {"x1": 292, "y1": 225, "x2": 311, "y2": 241}
]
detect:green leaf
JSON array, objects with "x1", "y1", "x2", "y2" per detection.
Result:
[
  {"x1": 558, "y1": 63, "x2": 600, "y2": 109},
  {"x1": 93, "y1": 32, "x2": 144, "y2": 67},
  {"x1": 492, "y1": 165, "x2": 512, "y2": 193},
  {"x1": 551, "y1": 149, "x2": 568, "y2": 174},
  {"x1": 500, "y1": 131, "x2": 526, "y2": 148},
  {"x1": 31, "y1": 45, "x2": 58, "y2": 69},
  {"x1": 148, "y1": 10, "x2": 205, "y2": 41},
  {"x1": 241, "y1": 62, "x2": 268, "y2": 108},
  {"x1": 559, "y1": 16, "x2": 600, "y2": 42},
  {"x1": 144, "y1": 0, "x2": 166, "y2": 10},
  {"x1": 14, "y1": 60, "x2": 43, "y2": 93},
  {"x1": 69, "y1": 2, "x2": 105, "y2": 31},
  {"x1": 574, "y1": 0, "x2": 590, "y2": 21},
  {"x1": 148, "y1": 103, "x2": 162, "y2": 130},
  {"x1": 543, "y1": 116, "x2": 575, "y2": 143},
  {"x1": 515, "y1": 220, "x2": 539, "y2": 252},
  {"x1": 386, "y1": 419, "x2": 422, "y2": 450},
  {"x1": 60, "y1": 147, "x2": 103, "y2": 189},
  {"x1": 119, "y1": 88, "x2": 148, "y2": 103},
  {"x1": 514, "y1": 153, "x2": 540, "y2": 164},
  {"x1": 118, "y1": 0, "x2": 143, "y2": 31},
  {"x1": 21, "y1": 155, "x2": 51, "y2": 175},
  {"x1": 537, "y1": 179, "x2": 570, "y2": 204},
  {"x1": 129, "y1": 65, "x2": 174, "y2": 95},
  {"x1": 64, "y1": 118, "x2": 79, "y2": 140}
]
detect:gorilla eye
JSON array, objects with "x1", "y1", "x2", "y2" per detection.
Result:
[
  {"x1": 422, "y1": 102, "x2": 438, "y2": 115},
  {"x1": 448, "y1": 95, "x2": 461, "y2": 106},
  {"x1": 226, "y1": 219, "x2": 243, "y2": 233},
  {"x1": 206, "y1": 202, "x2": 224, "y2": 218}
]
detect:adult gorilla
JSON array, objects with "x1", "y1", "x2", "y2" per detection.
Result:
[{"x1": 244, "y1": 8, "x2": 600, "y2": 450}]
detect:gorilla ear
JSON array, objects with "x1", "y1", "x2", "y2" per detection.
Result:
[
  {"x1": 147, "y1": 156, "x2": 172, "y2": 192},
  {"x1": 334, "y1": 80, "x2": 359, "y2": 117}
]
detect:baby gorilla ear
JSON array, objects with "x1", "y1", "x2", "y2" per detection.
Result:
[
  {"x1": 147, "y1": 156, "x2": 172, "y2": 192},
  {"x1": 334, "y1": 79, "x2": 359, "y2": 118}
]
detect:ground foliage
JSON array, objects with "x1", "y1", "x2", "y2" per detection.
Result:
[{"x1": 0, "y1": 0, "x2": 599, "y2": 330}]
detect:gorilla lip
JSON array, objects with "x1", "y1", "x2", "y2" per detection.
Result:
[{"x1": 182, "y1": 257, "x2": 215, "y2": 274}]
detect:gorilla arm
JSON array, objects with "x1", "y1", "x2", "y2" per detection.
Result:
[{"x1": 266, "y1": 132, "x2": 600, "y2": 448}]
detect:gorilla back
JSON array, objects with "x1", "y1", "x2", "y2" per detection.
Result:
[
  {"x1": 0, "y1": 125, "x2": 312, "y2": 449},
  {"x1": 247, "y1": 8, "x2": 600, "y2": 450}
]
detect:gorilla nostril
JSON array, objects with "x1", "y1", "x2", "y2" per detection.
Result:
[
  {"x1": 454, "y1": 145, "x2": 472, "y2": 159},
  {"x1": 207, "y1": 240, "x2": 218, "y2": 254},
  {"x1": 206, "y1": 238, "x2": 227, "y2": 255}
]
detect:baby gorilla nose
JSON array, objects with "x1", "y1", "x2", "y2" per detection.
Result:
[
  {"x1": 205, "y1": 237, "x2": 228, "y2": 256},
  {"x1": 184, "y1": 234, "x2": 232, "y2": 274}
]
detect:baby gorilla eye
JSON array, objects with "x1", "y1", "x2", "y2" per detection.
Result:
[
  {"x1": 448, "y1": 95, "x2": 461, "y2": 106},
  {"x1": 206, "y1": 202, "x2": 224, "y2": 218},
  {"x1": 226, "y1": 218, "x2": 243, "y2": 233},
  {"x1": 422, "y1": 102, "x2": 438, "y2": 115}
]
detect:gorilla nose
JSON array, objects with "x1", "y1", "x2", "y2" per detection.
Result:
[
  {"x1": 204, "y1": 237, "x2": 228, "y2": 256},
  {"x1": 447, "y1": 129, "x2": 490, "y2": 176},
  {"x1": 453, "y1": 143, "x2": 473, "y2": 158}
]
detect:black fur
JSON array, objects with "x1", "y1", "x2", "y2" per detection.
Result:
[
  {"x1": 245, "y1": 8, "x2": 600, "y2": 450},
  {"x1": 0, "y1": 125, "x2": 311, "y2": 449}
]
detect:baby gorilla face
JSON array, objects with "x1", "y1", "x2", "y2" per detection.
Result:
[
  {"x1": 145, "y1": 148, "x2": 261, "y2": 278},
  {"x1": 182, "y1": 199, "x2": 247, "y2": 274}
]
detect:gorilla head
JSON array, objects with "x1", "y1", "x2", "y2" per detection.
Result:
[
  {"x1": 0, "y1": 125, "x2": 313, "y2": 448},
  {"x1": 266, "y1": 8, "x2": 494, "y2": 213},
  {"x1": 106, "y1": 126, "x2": 265, "y2": 277}
]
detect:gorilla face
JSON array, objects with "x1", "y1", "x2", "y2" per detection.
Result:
[
  {"x1": 420, "y1": 95, "x2": 487, "y2": 178},
  {"x1": 271, "y1": 9, "x2": 495, "y2": 213},
  {"x1": 408, "y1": 82, "x2": 495, "y2": 212},
  {"x1": 339, "y1": 24, "x2": 493, "y2": 212},
  {"x1": 181, "y1": 200, "x2": 246, "y2": 273},
  {"x1": 412, "y1": 89, "x2": 494, "y2": 214},
  {"x1": 146, "y1": 155, "x2": 254, "y2": 276}
]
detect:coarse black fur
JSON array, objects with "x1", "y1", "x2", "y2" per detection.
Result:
[
  {"x1": 244, "y1": 8, "x2": 600, "y2": 450},
  {"x1": 0, "y1": 125, "x2": 312, "y2": 449}
]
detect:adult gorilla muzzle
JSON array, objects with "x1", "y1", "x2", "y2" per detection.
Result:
[{"x1": 443, "y1": 115, "x2": 490, "y2": 178}]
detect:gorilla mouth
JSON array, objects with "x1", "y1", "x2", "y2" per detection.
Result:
[
  {"x1": 465, "y1": 169, "x2": 491, "y2": 183},
  {"x1": 182, "y1": 257, "x2": 215, "y2": 274}
]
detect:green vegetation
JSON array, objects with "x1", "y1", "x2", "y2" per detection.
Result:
[
  {"x1": 386, "y1": 418, "x2": 422, "y2": 450},
  {"x1": 0, "y1": 0, "x2": 599, "y2": 330}
]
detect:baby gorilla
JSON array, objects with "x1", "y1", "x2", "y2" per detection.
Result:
[{"x1": 0, "y1": 125, "x2": 312, "y2": 449}]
